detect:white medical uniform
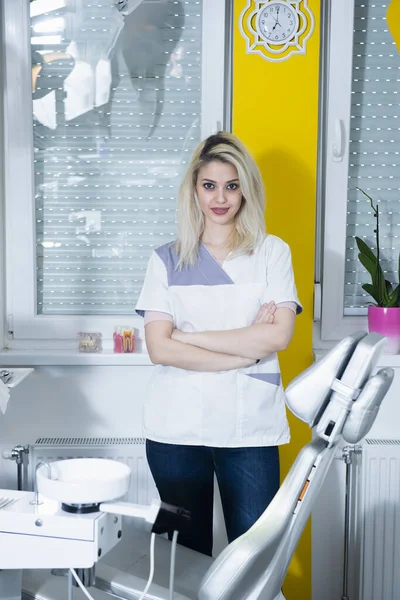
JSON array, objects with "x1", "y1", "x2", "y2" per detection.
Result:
[{"x1": 136, "y1": 234, "x2": 302, "y2": 448}]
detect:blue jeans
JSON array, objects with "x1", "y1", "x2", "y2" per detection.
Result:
[{"x1": 146, "y1": 440, "x2": 280, "y2": 556}]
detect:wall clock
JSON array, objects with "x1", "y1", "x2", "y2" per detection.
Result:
[{"x1": 240, "y1": 0, "x2": 315, "y2": 62}]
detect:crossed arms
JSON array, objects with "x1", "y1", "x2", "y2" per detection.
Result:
[{"x1": 145, "y1": 302, "x2": 295, "y2": 372}]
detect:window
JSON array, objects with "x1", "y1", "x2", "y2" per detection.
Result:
[
  {"x1": 2, "y1": 0, "x2": 228, "y2": 347},
  {"x1": 319, "y1": 0, "x2": 400, "y2": 342}
]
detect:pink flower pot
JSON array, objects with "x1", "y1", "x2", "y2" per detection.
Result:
[{"x1": 368, "y1": 306, "x2": 400, "y2": 354}]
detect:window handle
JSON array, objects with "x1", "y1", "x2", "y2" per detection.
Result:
[{"x1": 332, "y1": 119, "x2": 344, "y2": 162}]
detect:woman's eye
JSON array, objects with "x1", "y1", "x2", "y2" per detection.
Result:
[
  {"x1": 227, "y1": 183, "x2": 239, "y2": 190},
  {"x1": 204, "y1": 182, "x2": 214, "y2": 189}
]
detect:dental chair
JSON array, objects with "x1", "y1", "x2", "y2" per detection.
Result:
[{"x1": 18, "y1": 332, "x2": 394, "y2": 600}]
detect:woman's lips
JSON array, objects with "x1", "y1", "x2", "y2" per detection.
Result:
[{"x1": 211, "y1": 208, "x2": 229, "y2": 215}]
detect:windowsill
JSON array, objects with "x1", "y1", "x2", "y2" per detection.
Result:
[
  {"x1": 0, "y1": 349, "x2": 154, "y2": 366},
  {"x1": 3, "y1": 348, "x2": 400, "y2": 369}
]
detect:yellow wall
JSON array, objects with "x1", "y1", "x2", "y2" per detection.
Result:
[
  {"x1": 232, "y1": 2, "x2": 320, "y2": 598},
  {"x1": 387, "y1": 0, "x2": 400, "y2": 51}
]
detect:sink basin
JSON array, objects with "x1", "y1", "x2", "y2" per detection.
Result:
[{"x1": 36, "y1": 458, "x2": 131, "y2": 505}]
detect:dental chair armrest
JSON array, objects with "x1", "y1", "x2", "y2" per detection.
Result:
[{"x1": 342, "y1": 367, "x2": 394, "y2": 443}]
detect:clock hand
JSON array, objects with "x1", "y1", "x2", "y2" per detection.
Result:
[
  {"x1": 275, "y1": 6, "x2": 282, "y2": 27},
  {"x1": 271, "y1": 14, "x2": 282, "y2": 31}
]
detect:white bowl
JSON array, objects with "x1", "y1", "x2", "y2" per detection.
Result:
[{"x1": 37, "y1": 458, "x2": 131, "y2": 505}]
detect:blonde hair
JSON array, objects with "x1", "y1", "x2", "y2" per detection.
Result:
[{"x1": 175, "y1": 131, "x2": 266, "y2": 267}]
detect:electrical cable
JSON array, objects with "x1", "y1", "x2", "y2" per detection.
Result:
[
  {"x1": 137, "y1": 532, "x2": 156, "y2": 600},
  {"x1": 169, "y1": 530, "x2": 179, "y2": 600}
]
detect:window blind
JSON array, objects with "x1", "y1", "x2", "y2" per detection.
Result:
[
  {"x1": 32, "y1": 0, "x2": 202, "y2": 315},
  {"x1": 345, "y1": 1, "x2": 400, "y2": 314}
]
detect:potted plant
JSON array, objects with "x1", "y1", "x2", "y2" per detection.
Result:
[{"x1": 355, "y1": 188, "x2": 400, "y2": 354}]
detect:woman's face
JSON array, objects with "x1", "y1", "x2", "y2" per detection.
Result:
[{"x1": 195, "y1": 161, "x2": 243, "y2": 228}]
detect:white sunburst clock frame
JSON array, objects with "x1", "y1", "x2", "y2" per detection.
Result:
[{"x1": 239, "y1": 0, "x2": 315, "y2": 63}]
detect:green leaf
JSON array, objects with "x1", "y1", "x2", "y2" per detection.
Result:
[
  {"x1": 387, "y1": 291, "x2": 397, "y2": 307},
  {"x1": 398, "y1": 251, "x2": 400, "y2": 290},
  {"x1": 378, "y1": 273, "x2": 389, "y2": 306},
  {"x1": 389, "y1": 284, "x2": 400, "y2": 308},
  {"x1": 355, "y1": 237, "x2": 377, "y2": 263},
  {"x1": 357, "y1": 252, "x2": 388, "y2": 306},
  {"x1": 386, "y1": 280, "x2": 393, "y2": 294},
  {"x1": 358, "y1": 252, "x2": 378, "y2": 281},
  {"x1": 362, "y1": 283, "x2": 380, "y2": 305}
]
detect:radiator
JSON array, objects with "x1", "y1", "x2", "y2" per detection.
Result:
[
  {"x1": 30, "y1": 436, "x2": 159, "y2": 504},
  {"x1": 359, "y1": 439, "x2": 400, "y2": 600}
]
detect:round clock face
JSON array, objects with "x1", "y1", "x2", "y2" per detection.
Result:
[{"x1": 256, "y1": 2, "x2": 299, "y2": 45}]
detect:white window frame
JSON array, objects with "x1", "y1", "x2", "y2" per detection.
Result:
[
  {"x1": 318, "y1": 0, "x2": 368, "y2": 344},
  {"x1": 2, "y1": 0, "x2": 228, "y2": 349}
]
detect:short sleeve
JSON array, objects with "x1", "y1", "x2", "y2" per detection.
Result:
[
  {"x1": 263, "y1": 237, "x2": 303, "y2": 315},
  {"x1": 276, "y1": 301, "x2": 298, "y2": 314},
  {"x1": 144, "y1": 311, "x2": 174, "y2": 325},
  {"x1": 136, "y1": 251, "x2": 172, "y2": 318}
]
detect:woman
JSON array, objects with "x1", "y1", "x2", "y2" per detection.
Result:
[{"x1": 136, "y1": 132, "x2": 302, "y2": 557}]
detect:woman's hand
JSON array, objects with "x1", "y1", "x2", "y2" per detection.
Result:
[
  {"x1": 172, "y1": 302, "x2": 276, "y2": 343},
  {"x1": 172, "y1": 302, "x2": 277, "y2": 348},
  {"x1": 240, "y1": 356, "x2": 259, "y2": 368},
  {"x1": 253, "y1": 302, "x2": 276, "y2": 325}
]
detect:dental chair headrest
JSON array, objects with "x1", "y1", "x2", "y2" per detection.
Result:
[{"x1": 285, "y1": 332, "x2": 393, "y2": 447}]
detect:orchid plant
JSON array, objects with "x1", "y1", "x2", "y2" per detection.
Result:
[{"x1": 355, "y1": 188, "x2": 400, "y2": 308}]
